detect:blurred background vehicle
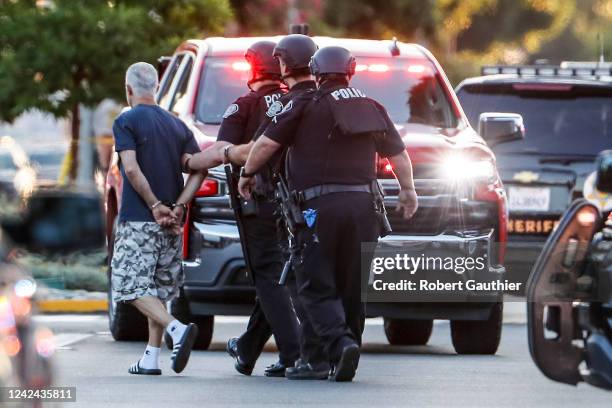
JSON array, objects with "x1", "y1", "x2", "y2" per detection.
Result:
[
  {"x1": 527, "y1": 150, "x2": 612, "y2": 390},
  {"x1": 0, "y1": 188, "x2": 105, "y2": 401},
  {"x1": 28, "y1": 150, "x2": 65, "y2": 184},
  {"x1": 0, "y1": 136, "x2": 37, "y2": 199},
  {"x1": 455, "y1": 62, "x2": 612, "y2": 288},
  {"x1": 105, "y1": 32, "x2": 522, "y2": 355}
]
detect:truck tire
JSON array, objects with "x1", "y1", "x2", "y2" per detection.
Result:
[
  {"x1": 164, "y1": 296, "x2": 214, "y2": 350},
  {"x1": 451, "y1": 302, "x2": 503, "y2": 355},
  {"x1": 384, "y1": 318, "x2": 433, "y2": 345},
  {"x1": 107, "y1": 219, "x2": 148, "y2": 341}
]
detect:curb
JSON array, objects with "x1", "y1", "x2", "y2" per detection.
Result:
[{"x1": 37, "y1": 299, "x2": 108, "y2": 313}]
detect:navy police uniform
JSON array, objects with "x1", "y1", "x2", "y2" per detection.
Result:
[
  {"x1": 218, "y1": 83, "x2": 302, "y2": 369},
  {"x1": 262, "y1": 78, "x2": 405, "y2": 367}
]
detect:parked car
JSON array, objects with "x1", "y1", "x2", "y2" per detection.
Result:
[
  {"x1": 456, "y1": 62, "x2": 612, "y2": 288},
  {"x1": 527, "y1": 150, "x2": 612, "y2": 390},
  {"x1": 106, "y1": 35, "x2": 522, "y2": 354}
]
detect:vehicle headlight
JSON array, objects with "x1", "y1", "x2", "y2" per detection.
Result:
[
  {"x1": 583, "y1": 171, "x2": 612, "y2": 211},
  {"x1": 441, "y1": 155, "x2": 496, "y2": 182}
]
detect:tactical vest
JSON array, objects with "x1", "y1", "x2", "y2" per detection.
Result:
[{"x1": 320, "y1": 85, "x2": 388, "y2": 137}]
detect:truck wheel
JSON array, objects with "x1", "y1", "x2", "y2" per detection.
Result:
[
  {"x1": 164, "y1": 296, "x2": 214, "y2": 350},
  {"x1": 384, "y1": 318, "x2": 433, "y2": 345},
  {"x1": 451, "y1": 302, "x2": 503, "y2": 355},
  {"x1": 107, "y1": 220, "x2": 148, "y2": 341}
]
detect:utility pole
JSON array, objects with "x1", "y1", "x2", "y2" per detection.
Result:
[
  {"x1": 77, "y1": 105, "x2": 94, "y2": 187},
  {"x1": 598, "y1": 33, "x2": 605, "y2": 64},
  {"x1": 287, "y1": 0, "x2": 299, "y2": 28}
]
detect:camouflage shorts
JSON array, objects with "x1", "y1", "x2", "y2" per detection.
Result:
[{"x1": 111, "y1": 222, "x2": 183, "y2": 303}]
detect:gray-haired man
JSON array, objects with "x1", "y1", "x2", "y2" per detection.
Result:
[{"x1": 111, "y1": 62, "x2": 205, "y2": 375}]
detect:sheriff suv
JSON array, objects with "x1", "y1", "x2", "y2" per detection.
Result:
[
  {"x1": 106, "y1": 36, "x2": 522, "y2": 354},
  {"x1": 456, "y1": 63, "x2": 612, "y2": 287}
]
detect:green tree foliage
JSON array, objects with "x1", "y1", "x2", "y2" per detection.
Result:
[
  {"x1": 228, "y1": 0, "x2": 612, "y2": 83},
  {"x1": 0, "y1": 0, "x2": 231, "y2": 180}
]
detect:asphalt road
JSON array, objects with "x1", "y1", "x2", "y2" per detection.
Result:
[{"x1": 38, "y1": 313, "x2": 611, "y2": 408}]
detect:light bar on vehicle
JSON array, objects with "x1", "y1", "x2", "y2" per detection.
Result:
[
  {"x1": 407, "y1": 65, "x2": 427, "y2": 73},
  {"x1": 367, "y1": 64, "x2": 390, "y2": 72},
  {"x1": 354, "y1": 64, "x2": 431, "y2": 74},
  {"x1": 231, "y1": 61, "x2": 251, "y2": 71},
  {"x1": 481, "y1": 62, "x2": 612, "y2": 81}
]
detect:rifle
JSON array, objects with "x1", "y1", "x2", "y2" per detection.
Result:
[
  {"x1": 276, "y1": 175, "x2": 306, "y2": 285},
  {"x1": 224, "y1": 164, "x2": 255, "y2": 283}
]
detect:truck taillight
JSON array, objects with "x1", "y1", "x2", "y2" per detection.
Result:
[{"x1": 196, "y1": 179, "x2": 218, "y2": 197}]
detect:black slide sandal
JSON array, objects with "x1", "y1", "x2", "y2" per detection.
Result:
[
  {"x1": 171, "y1": 323, "x2": 199, "y2": 373},
  {"x1": 128, "y1": 361, "x2": 162, "y2": 376}
]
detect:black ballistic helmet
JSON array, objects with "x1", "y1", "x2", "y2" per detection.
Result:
[
  {"x1": 273, "y1": 34, "x2": 318, "y2": 75},
  {"x1": 309, "y1": 46, "x2": 356, "y2": 77},
  {"x1": 245, "y1": 41, "x2": 281, "y2": 85}
]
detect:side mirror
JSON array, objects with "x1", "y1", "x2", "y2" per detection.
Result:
[
  {"x1": 478, "y1": 112, "x2": 525, "y2": 147},
  {"x1": 157, "y1": 56, "x2": 172, "y2": 80},
  {"x1": 1, "y1": 189, "x2": 105, "y2": 253},
  {"x1": 595, "y1": 150, "x2": 612, "y2": 194}
]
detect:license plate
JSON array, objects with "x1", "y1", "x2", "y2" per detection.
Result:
[{"x1": 507, "y1": 186, "x2": 551, "y2": 212}]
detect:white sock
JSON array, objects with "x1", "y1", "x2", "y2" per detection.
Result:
[
  {"x1": 139, "y1": 345, "x2": 160, "y2": 370},
  {"x1": 166, "y1": 319, "x2": 187, "y2": 344}
]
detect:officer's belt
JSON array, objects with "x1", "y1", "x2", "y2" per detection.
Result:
[{"x1": 299, "y1": 183, "x2": 373, "y2": 202}]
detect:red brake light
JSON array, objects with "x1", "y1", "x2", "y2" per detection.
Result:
[
  {"x1": 197, "y1": 179, "x2": 218, "y2": 197},
  {"x1": 232, "y1": 61, "x2": 251, "y2": 72},
  {"x1": 384, "y1": 163, "x2": 393, "y2": 173}
]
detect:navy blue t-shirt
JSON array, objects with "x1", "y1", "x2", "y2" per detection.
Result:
[{"x1": 113, "y1": 104, "x2": 200, "y2": 222}]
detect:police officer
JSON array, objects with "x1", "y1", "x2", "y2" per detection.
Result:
[
  {"x1": 264, "y1": 34, "x2": 332, "y2": 380},
  {"x1": 187, "y1": 40, "x2": 300, "y2": 377},
  {"x1": 238, "y1": 46, "x2": 418, "y2": 382}
]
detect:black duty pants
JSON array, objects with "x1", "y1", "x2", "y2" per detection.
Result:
[
  {"x1": 237, "y1": 215, "x2": 299, "y2": 365},
  {"x1": 237, "y1": 213, "x2": 328, "y2": 369},
  {"x1": 294, "y1": 192, "x2": 379, "y2": 362}
]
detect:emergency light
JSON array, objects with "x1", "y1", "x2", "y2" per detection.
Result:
[
  {"x1": 481, "y1": 62, "x2": 612, "y2": 81},
  {"x1": 231, "y1": 61, "x2": 251, "y2": 71}
]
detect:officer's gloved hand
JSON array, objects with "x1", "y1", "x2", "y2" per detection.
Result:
[{"x1": 397, "y1": 188, "x2": 418, "y2": 220}]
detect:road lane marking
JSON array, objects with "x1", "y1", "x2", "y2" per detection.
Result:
[{"x1": 53, "y1": 333, "x2": 92, "y2": 349}]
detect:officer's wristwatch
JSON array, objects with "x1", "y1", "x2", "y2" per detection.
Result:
[{"x1": 240, "y1": 167, "x2": 255, "y2": 178}]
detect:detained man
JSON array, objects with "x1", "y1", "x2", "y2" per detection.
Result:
[{"x1": 110, "y1": 62, "x2": 205, "y2": 375}]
